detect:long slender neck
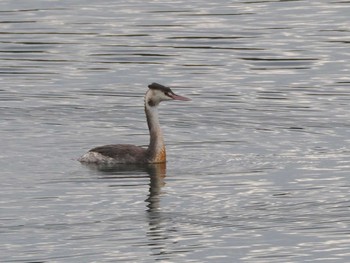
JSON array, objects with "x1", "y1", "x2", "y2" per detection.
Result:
[{"x1": 144, "y1": 100, "x2": 166, "y2": 163}]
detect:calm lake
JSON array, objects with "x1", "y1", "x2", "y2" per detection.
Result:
[{"x1": 1, "y1": 0, "x2": 350, "y2": 262}]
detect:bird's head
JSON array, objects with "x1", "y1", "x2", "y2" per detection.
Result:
[{"x1": 146, "y1": 83, "x2": 191, "y2": 107}]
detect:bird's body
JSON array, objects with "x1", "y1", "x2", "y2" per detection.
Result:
[{"x1": 78, "y1": 83, "x2": 190, "y2": 165}]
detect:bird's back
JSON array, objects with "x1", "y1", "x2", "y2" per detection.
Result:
[{"x1": 79, "y1": 144, "x2": 148, "y2": 164}]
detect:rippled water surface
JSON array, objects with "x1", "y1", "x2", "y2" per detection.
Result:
[{"x1": 1, "y1": 0, "x2": 350, "y2": 262}]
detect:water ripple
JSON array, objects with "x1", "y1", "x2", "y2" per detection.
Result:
[{"x1": 1, "y1": 0, "x2": 350, "y2": 262}]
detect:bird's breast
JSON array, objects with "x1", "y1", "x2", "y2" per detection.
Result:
[{"x1": 153, "y1": 145, "x2": 166, "y2": 163}]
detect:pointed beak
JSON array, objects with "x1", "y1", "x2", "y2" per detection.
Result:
[{"x1": 169, "y1": 93, "x2": 191, "y2": 101}]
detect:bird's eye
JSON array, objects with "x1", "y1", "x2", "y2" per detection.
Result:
[{"x1": 165, "y1": 92, "x2": 171, "y2": 97}]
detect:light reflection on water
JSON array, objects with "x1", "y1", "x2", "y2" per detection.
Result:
[{"x1": 1, "y1": 0, "x2": 350, "y2": 262}]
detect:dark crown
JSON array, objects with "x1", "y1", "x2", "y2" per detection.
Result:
[{"x1": 148, "y1": 83, "x2": 173, "y2": 93}]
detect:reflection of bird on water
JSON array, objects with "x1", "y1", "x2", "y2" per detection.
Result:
[
  {"x1": 82, "y1": 154, "x2": 169, "y2": 257},
  {"x1": 145, "y1": 163, "x2": 166, "y2": 212},
  {"x1": 81, "y1": 162, "x2": 166, "y2": 212},
  {"x1": 79, "y1": 83, "x2": 190, "y2": 165}
]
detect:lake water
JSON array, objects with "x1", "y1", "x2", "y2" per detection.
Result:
[{"x1": 1, "y1": 0, "x2": 350, "y2": 262}]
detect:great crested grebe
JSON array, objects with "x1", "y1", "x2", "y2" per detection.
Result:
[{"x1": 79, "y1": 83, "x2": 191, "y2": 165}]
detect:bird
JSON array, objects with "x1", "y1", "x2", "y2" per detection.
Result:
[{"x1": 79, "y1": 83, "x2": 191, "y2": 165}]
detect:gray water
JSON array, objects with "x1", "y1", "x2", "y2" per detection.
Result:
[{"x1": 1, "y1": 0, "x2": 350, "y2": 262}]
